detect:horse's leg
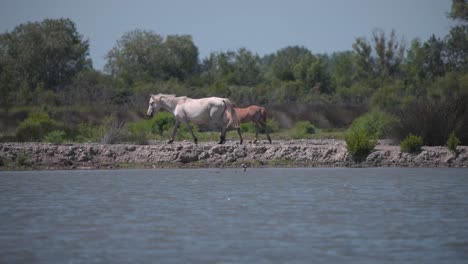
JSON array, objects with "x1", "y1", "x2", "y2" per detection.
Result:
[
  {"x1": 254, "y1": 121, "x2": 259, "y2": 144},
  {"x1": 184, "y1": 121, "x2": 198, "y2": 144},
  {"x1": 259, "y1": 120, "x2": 272, "y2": 143},
  {"x1": 168, "y1": 120, "x2": 180, "y2": 144},
  {"x1": 218, "y1": 126, "x2": 226, "y2": 144},
  {"x1": 237, "y1": 128, "x2": 243, "y2": 145}
]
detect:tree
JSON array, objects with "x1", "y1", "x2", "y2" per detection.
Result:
[
  {"x1": 449, "y1": 0, "x2": 468, "y2": 22},
  {"x1": 0, "y1": 18, "x2": 90, "y2": 96},
  {"x1": 231, "y1": 48, "x2": 262, "y2": 86},
  {"x1": 271, "y1": 46, "x2": 312, "y2": 81},
  {"x1": 371, "y1": 29, "x2": 405, "y2": 79},
  {"x1": 445, "y1": 25, "x2": 468, "y2": 71},
  {"x1": 329, "y1": 51, "x2": 354, "y2": 89},
  {"x1": 294, "y1": 53, "x2": 332, "y2": 94},
  {"x1": 406, "y1": 36, "x2": 446, "y2": 82},
  {"x1": 352, "y1": 29, "x2": 405, "y2": 81},
  {"x1": 162, "y1": 35, "x2": 199, "y2": 80},
  {"x1": 105, "y1": 31, "x2": 199, "y2": 85},
  {"x1": 105, "y1": 30, "x2": 165, "y2": 85},
  {"x1": 352, "y1": 37, "x2": 373, "y2": 80}
]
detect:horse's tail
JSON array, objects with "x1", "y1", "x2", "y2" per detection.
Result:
[{"x1": 223, "y1": 99, "x2": 240, "y2": 129}]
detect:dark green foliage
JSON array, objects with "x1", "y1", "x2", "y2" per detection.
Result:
[
  {"x1": 447, "y1": 132, "x2": 461, "y2": 153},
  {"x1": 150, "y1": 112, "x2": 176, "y2": 136},
  {"x1": 240, "y1": 122, "x2": 255, "y2": 133},
  {"x1": 15, "y1": 112, "x2": 61, "y2": 142},
  {"x1": 1, "y1": 10, "x2": 468, "y2": 144},
  {"x1": 15, "y1": 153, "x2": 31, "y2": 167},
  {"x1": 387, "y1": 73, "x2": 468, "y2": 145},
  {"x1": 400, "y1": 134, "x2": 423, "y2": 153},
  {"x1": 44, "y1": 130, "x2": 67, "y2": 144},
  {"x1": 345, "y1": 128, "x2": 377, "y2": 161}
]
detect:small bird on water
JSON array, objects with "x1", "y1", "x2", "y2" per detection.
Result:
[{"x1": 242, "y1": 163, "x2": 247, "y2": 172}]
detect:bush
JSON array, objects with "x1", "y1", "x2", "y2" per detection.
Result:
[
  {"x1": 447, "y1": 132, "x2": 460, "y2": 153},
  {"x1": 349, "y1": 111, "x2": 393, "y2": 139},
  {"x1": 15, "y1": 153, "x2": 30, "y2": 167},
  {"x1": 151, "y1": 112, "x2": 175, "y2": 135},
  {"x1": 44, "y1": 130, "x2": 66, "y2": 144},
  {"x1": 400, "y1": 134, "x2": 423, "y2": 153},
  {"x1": 345, "y1": 128, "x2": 377, "y2": 161},
  {"x1": 75, "y1": 123, "x2": 102, "y2": 143},
  {"x1": 291, "y1": 121, "x2": 315, "y2": 139},
  {"x1": 16, "y1": 112, "x2": 61, "y2": 142},
  {"x1": 240, "y1": 122, "x2": 255, "y2": 133}
]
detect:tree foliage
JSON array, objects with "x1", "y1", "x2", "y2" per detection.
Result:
[{"x1": 104, "y1": 30, "x2": 198, "y2": 84}]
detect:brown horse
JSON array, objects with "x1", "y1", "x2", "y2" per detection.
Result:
[{"x1": 233, "y1": 104, "x2": 272, "y2": 143}]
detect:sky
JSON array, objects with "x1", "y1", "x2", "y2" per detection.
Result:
[{"x1": 0, "y1": 0, "x2": 455, "y2": 70}]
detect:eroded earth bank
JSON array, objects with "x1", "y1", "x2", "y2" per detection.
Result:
[{"x1": 1, "y1": 139, "x2": 467, "y2": 170}]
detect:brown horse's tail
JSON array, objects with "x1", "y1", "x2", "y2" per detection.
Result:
[{"x1": 223, "y1": 99, "x2": 240, "y2": 129}]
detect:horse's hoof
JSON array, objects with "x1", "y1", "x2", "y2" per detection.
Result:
[
  {"x1": 253, "y1": 139, "x2": 258, "y2": 144},
  {"x1": 167, "y1": 139, "x2": 174, "y2": 144},
  {"x1": 194, "y1": 139, "x2": 198, "y2": 144}
]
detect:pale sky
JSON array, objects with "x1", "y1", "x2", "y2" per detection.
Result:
[{"x1": 0, "y1": 0, "x2": 454, "y2": 70}]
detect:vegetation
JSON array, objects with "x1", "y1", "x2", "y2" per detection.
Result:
[
  {"x1": 345, "y1": 128, "x2": 377, "y2": 162},
  {"x1": 400, "y1": 134, "x2": 423, "y2": 154},
  {"x1": 44, "y1": 130, "x2": 67, "y2": 144},
  {"x1": 290, "y1": 121, "x2": 316, "y2": 139},
  {"x1": 0, "y1": 1, "x2": 467, "y2": 144},
  {"x1": 447, "y1": 132, "x2": 461, "y2": 153}
]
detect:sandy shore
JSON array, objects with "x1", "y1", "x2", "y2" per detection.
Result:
[{"x1": 0, "y1": 139, "x2": 467, "y2": 170}]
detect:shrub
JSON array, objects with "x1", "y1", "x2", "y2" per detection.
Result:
[
  {"x1": 44, "y1": 130, "x2": 66, "y2": 144},
  {"x1": 349, "y1": 111, "x2": 393, "y2": 139},
  {"x1": 447, "y1": 132, "x2": 460, "y2": 153},
  {"x1": 291, "y1": 121, "x2": 315, "y2": 139},
  {"x1": 240, "y1": 122, "x2": 255, "y2": 133},
  {"x1": 151, "y1": 112, "x2": 175, "y2": 135},
  {"x1": 345, "y1": 128, "x2": 377, "y2": 161},
  {"x1": 75, "y1": 123, "x2": 102, "y2": 143},
  {"x1": 400, "y1": 134, "x2": 423, "y2": 153},
  {"x1": 16, "y1": 153, "x2": 30, "y2": 167},
  {"x1": 16, "y1": 112, "x2": 61, "y2": 142}
]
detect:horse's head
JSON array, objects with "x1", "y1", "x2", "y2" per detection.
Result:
[{"x1": 147, "y1": 94, "x2": 162, "y2": 118}]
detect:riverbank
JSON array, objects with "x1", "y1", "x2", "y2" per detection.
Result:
[{"x1": 0, "y1": 140, "x2": 467, "y2": 170}]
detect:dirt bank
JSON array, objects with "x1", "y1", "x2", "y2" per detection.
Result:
[{"x1": 1, "y1": 140, "x2": 467, "y2": 170}]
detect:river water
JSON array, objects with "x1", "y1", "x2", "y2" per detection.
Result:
[{"x1": 1, "y1": 168, "x2": 467, "y2": 263}]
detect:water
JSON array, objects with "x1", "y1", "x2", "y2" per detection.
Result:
[{"x1": 1, "y1": 168, "x2": 468, "y2": 264}]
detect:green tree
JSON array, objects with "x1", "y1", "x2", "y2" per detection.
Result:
[
  {"x1": 232, "y1": 48, "x2": 262, "y2": 86},
  {"x1": 445, "y1": 25, "x2": 468, "y2": 71},
  {"x1": 162, "y1": 35, "x2": 199, "y2": 80},
  {"x1": 352, "y1": 29, "x2": 405, "y2": 81},
  {"x1": 329, "y1": 51, "x2": 354, "y2": 89},
  {"x1": 105, "y1": 30, "x2": 165, "y2": 84},
  {"x1": 294, "y1": 54, "x2": 332, "y2": 95},
  {"x1": 0, "y1": 18, "x2": 90, "y2": 101},
  {"x1": 449, "y1": 0, "x2": 468, "y2": 22},
  {"x1": 271, "y1": 46, "x2": 312, "y2": 81}
]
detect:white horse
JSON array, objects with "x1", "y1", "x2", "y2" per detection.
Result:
[{"x1": 147, "y1": 94, "x2": 243, "y2": 144}]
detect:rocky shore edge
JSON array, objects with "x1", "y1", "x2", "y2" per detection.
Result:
[{"x1": 1, "y1": 140, "x2": 467, "y2": 170}]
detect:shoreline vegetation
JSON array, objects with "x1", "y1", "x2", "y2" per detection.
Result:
[
  {"x1": 1, "y1": 140, "x2": 466, "y2": 171},
  {"x1": 1, "y1": 3, "x2": 467, "y2": 166}
]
